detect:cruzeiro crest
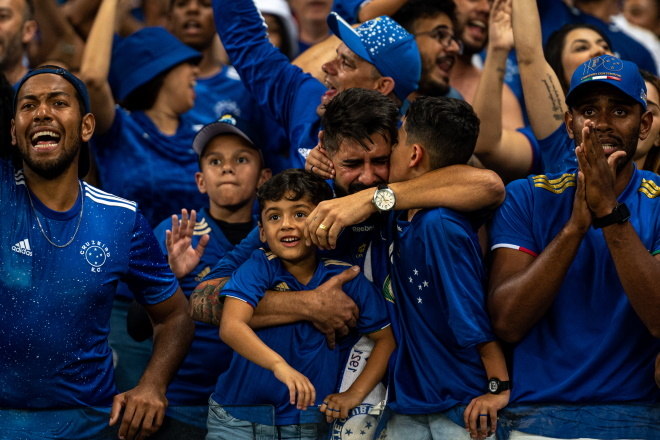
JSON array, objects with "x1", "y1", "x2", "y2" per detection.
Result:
[
  {"x1": 331, "y1": 403, "x2": 380, "y2": 440},
  {"x1": 80, "y1": 240, "x2": 110, "y2": 272}
]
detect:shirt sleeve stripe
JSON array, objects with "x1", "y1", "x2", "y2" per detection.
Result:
[{"x1": 491, "y1": 243, "x2": 538, "y2": 257}]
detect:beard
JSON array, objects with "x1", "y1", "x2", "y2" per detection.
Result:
[
  {"x1": 572, "y1": 126, "x2": 640, "y2": 173},
  {"x1": 417, "y1": 75, "x2": 450, "y2": 97},
  {"x1": 334, "y1": 181, "x2": 381, "y2": 197},
  {"x1": 18, "y1": 139, "x2": 81, "y2": 180},
  {"x1": 0, "y1": 31, "x2": 26, "y2": 71}
]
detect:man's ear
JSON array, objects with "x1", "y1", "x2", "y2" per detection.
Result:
[
  {"x1": 21, "y1": 20, "x2": 37, "y2": 45},
  {"x1": 195, "y1": 171, "x2": 207, "y2": 194},
  {"x1": 638, "y1": 110, "x2": 653, "y2": 141},
  {"x1": 10, "y1": 119, "x2": 16, "y2": 146},
  {"x1": 410, "y1": 143, "x2": 424, "y2": 168},
  {"x1": 564, "y1": 110, "x2": 575, "y2": 139},
  {"x1": 375, "y1": 76, "x2": 396, "y2": 97},
  {"x1": 80, "y1": 113, "x2": 95, "y2": 142}
]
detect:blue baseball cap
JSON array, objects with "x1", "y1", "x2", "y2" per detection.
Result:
[
  {"x1": 192, "y1": 114, "x2": 263, "y2": 160},
  {"x1": 565, "y1": 55, "x2": 647, "y2": 110},
  {"x1": 327, "y1": 13, "x2": 421, "y2": 101},
  {"x1": 13, "y1": 65, "x2": 91, "y2": 115},
  {"x1": 110, "y1": 27, "x2": 201, "y2": 102}
]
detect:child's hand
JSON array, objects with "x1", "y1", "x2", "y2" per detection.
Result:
[
  {"x1": 166, "y1": 209, "x2": 209, "y2": 278},
  {"x1": 272, "y1": 362, "x2": 316, "y2": 410},
  {"x1": 463, "y1": 392, "x2": 509, "y2": 439},
  {"x1": 318, "y1": 391, "x2": 363, "y2": 422}
]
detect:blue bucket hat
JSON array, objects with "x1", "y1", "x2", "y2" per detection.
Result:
[
  {"x1": 110, "y1": 27, "x2": 201, "y2": 102},
  {"x1": 327, "y1": 12, "x2": 421, "y2": 102},
  {"x1": 566, "y1": 55, "x2": 647, "y2": 110},
  {"x1": 192, "y1": 114, "x2": 263, "y2": 161}
]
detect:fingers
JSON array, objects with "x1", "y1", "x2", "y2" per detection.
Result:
[
  {"x1": 324, "y1": 329, "x2": 337, "y2": 350},
  {"x1": 109, "y1": 393, "x2": 126, "y2": 427},
  {"x1": 319, "y1": 395, "x2": 347, "y2": 422},
  {"x1": 195, "y1": 233, "x2": 210, "y2": 257},
  {"x1": 306, "y1": 143, "x2": 335, "y2": 178},
  {"x1": 333, "y1": 266, "x2": 361, "y2": 286}
]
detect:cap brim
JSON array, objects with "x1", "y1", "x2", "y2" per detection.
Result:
[{"x1": 327, "y1": 12, "x2": 373, "y2": 65}]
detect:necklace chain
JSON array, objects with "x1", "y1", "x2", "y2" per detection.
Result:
[{"x1": 26, "y1": 181, "x2": 84, "y2": 248}]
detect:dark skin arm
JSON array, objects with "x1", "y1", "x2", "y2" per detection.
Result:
[
  {"x1": 110, "y1": 288, "x2": 193, "y2": 440},
  {"x1": 190, "y1": 266, "x2": 361, "y2": 348}
]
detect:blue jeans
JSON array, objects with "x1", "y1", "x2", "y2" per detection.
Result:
[
  {"x1": 206, "y1": 401, "x2": 327, "y2": 440},
  {"x1": 386, "y1": 411, "x2": 495, "y2": 440}
]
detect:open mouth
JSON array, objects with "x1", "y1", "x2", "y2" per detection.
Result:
[
  {"x1": 183, "y1": 21, "x2": 202, "y2": 31},
  {"x1": 31, "y1": 130, "x2": 61, "y2": 149},
  {"x1": 466, "y1": 20, "x2": 487, "y2": 38},
  {"x1": 281, "y1": 236, "x2": 300, "y2": 247},
  {"x1": 435, "y1": 56, "x2": 455, "y2": 73}
]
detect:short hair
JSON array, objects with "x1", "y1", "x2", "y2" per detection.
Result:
[
  {"x1": 392, "y1": 0, "x2": 457, "y2": 32},
  {"x1": 119, "y1": 68, "x2": 169, "y2": 111},
  {"x1": 544, "y1": 23, "x2": 613, "y2": 92},
  {"x1": 321, "y1": 88, "x2": 399, "y2": 156},
  {"x1": 23, "y1": 0, "x2": 35, "y2": 21},
  {"x1": 257, "y1": 169, "x2": 333, "y2": 214},
  {"x1": 404, "y1": 96, "x2": 479, "y2": 169}
]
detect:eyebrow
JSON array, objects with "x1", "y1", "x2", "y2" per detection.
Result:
[{"x1": 18, "y1": 91, "x2": 73, "y2": 102}]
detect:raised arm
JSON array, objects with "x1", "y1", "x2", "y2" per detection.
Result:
[
  {"x1": 473, "y1": 0, "x2": 534, "y2": 181},
  {"x1": 357, "y1": 0, "x2": 408, "y2": 22},
  {"x1": 512, "y1": 0, "x2": 566, "y2": 139},
  {"x1": 31, "y1": 0, "x2": 85, "y2": 70},
  {"x1": 305, "y1": 165, "x2": 505, "y2": 249},
  {"x1": 78, "y1": 0, "x2": 117, "y2": 135},
  {"x1": 488, "y1": 173, "x2": 591, "y2": 343}
]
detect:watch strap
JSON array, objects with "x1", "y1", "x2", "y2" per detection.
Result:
[{"x1": 593, "y1": 203, "x2": 631, "y2": 229}]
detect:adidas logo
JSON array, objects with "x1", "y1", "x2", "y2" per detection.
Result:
[{"x1": 12, "y1": 239, "x2": 32, "y2": 256}]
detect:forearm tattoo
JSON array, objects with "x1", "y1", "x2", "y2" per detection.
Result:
[
  {"x1": 189, "y1": 278, "x2": 229, "y2": 326},
  {"x1": 541, "y1": 74, "x2": 565, "y2": 121}
]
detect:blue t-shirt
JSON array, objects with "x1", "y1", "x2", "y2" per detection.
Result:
[
  {"x1": 213, "y1": 249, "x2": 390, "y2": 425},
  {"x1": 0, "y1": 160, "x2": 178, "y2": 409},
  {"x1": 214, "y1": 0, "x2": 326, "y2": 169},
  {"x1": 91, "y1": 107, "x2": 208, "y2": 227},
  {"x1": 184, "y1": 66, "x2": 291, "y2": 174},
  {"x1": 489, "y1": 170, "x2": 660, "y2": 404},
  {"x1": 538, "y1": 124, "x2": 577, "y2": 174},
  {"x1": 153, "y1": 208, "x2": 256, "y2": 406},
  {"x1": 539, "y1": 0, "x2": 657, "y2": 75},
  {"x1": 384, "y1": 208, "x2": 494, "y2": 414}
]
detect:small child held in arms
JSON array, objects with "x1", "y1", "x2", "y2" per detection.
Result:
[{"x1": 209, "y1": 169, "x2": 395, "y2": 439}]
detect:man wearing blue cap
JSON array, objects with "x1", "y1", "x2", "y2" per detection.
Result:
[
  {"x1": 213, "y1": 0, "x2": 420, "y2": 169},
  {"x1": 1, "y1": 65, "x2": 194, "y2": 440},
  {"x1": 488, "y1": 55, "x2": 660, "y2": 438}
]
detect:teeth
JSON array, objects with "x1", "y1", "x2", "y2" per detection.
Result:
[
  {"x1": 470, "y1": 20, "x2": 486, "y2": 29},
  {"x1": 601, "y1": 144, "x2": 614, "y2": 149},
  {"x1": 282, "y1": 237, "x2": 299, "y2": 242},
  {"x1": 31, "y1": 131, "x2": 59, "y2": 141}
]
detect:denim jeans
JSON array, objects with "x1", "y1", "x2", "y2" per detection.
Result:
[
  {"x1": 509, "y1": 432, "x2": 636, "y2": 440},
  {"x1": 386, "y1": 411, "x2": 496, "y2": 440},
  {"x1": 206, "y1": 401, "x2": 327, "y2": 440}
]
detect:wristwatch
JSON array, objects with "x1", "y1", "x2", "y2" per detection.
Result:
[
  {"x1": 372, "y1": 184, "x2": 396, "y2": 212},
  {"x1": 592, "y1": 202, "x2": 630, "y2": 229},
  {"x1": 487, "y1": 378, "x2": 511, "y2": 394}
]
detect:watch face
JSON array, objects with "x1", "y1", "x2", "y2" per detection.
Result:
[
  {"x1": 375, "y1": 189, "x2": 395, "y2": 211},
  {"x1": 488, "y1": 379, "x2": 499, "y2": 393}
]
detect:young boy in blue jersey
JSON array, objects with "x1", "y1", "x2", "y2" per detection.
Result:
[
  {"x1": 209, "y1": 169, "x2": 395, "y2": 439},
  {"x1": 383, "y1": 97, "x2": 510, "y2": 440},
  {"x1": 146, "y1": 114, "x2": 271, "y2": 437}
]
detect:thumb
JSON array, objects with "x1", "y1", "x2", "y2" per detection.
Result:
[
  {"x1": 607, "y1": 151, "x2": 627, "y2": 173},
  {"x1": 109, "y1": 393, "x2": 126, "y2": 426},
  {"x1": 334, "y1": 266, "x2": 360, "y2": 286}
]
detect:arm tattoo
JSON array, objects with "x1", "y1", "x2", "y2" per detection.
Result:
[
  {"x1": 189, "y1": 278, "x2": 230, "y2": 326},
  {"x1": 541, "y1": 74, "x2": 565, "y2": 121}
]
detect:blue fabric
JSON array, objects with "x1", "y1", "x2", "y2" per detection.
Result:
[
  {"x1": 538, "y1": 0, "x2": 657, "y2": 75},
  {"x1": 537, "y1": 124, "x2": 577, "y2": 174},
  {"x1": 91, "y1": 107, "x2": 208, "y2": 228},
  {"x1": 214, "y1": 0, "x2": 326, "y2": 169},
  {"x1": 204, "y1": 225, "x2": 263, "y2": 280},
  {"x1": 183, "y1": 66, "x2": 291, "y2": 174},
  {"x1": 0, "y1": 160, "x2": 178, "y2": 409},
  {"x1": 0, "y1": 407, "x2": 116, "y2": 440},
  {"x1": 488, "y1": 170, "x2": 660, "y2": 405},
  {"x1": 332, "y1": 0, "x2": 365, "y2": 24},
  {"x1": 384, "y1": 208, "x2": 494, "y2": 414},
  {"x1": 153, "y1": 208, "x2": 256, "y2": 407},
  {"x1": 213, "y1": 249, "x2": 390, "y2": 425},
  {"x1": 495, "y1": 403, "x2": 660, "y2": 439}
]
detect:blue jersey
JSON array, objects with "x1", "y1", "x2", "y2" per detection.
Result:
[
  {"x1": 213, "y1": 249, "x2": 390, "y2": 425},
  {"x1": 153, "y1": 208, "x2": 256, "y2": 405},
  {"x1": 538, "y1": 124, "x2": 577, "y2": 174},
  {"x1": 91, "y1": 107, "x2": 208, "y2": 227},
  {"x1": 384, "y1": 208, "x2": 494, "y2": 414},
  {"x1": 214, "y1": 0, "x2": 326, "y2": 169},
  {"x1": 0, "y1": 160, "x2": 178, "y2": 409},
  {"x1": 538, "y1": 0, "x2": 657, "y2": 75},
  {"x1": 184, "y1": 66, "x2": 290, "y2": 174},
  {"x1": 332, "y1": 0, "x2": 367, "y2": 23},
  {"x1": 489, "y1": 170, "x2": 660, "y2": 404}
]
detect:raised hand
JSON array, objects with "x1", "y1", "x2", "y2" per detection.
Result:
[{"x1": 165, "y1": 209, "x2": 210, "y2": 278}]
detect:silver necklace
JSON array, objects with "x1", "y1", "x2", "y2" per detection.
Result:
[{"x1": 26, "y1": 181, "x2": 84, "y2": 248}]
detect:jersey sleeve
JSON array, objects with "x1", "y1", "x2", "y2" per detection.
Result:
[
  {"x1": 204, "y1": 226, "x2": 262, "y2": 280},
  {"x1": 344, "y1": 273, "x2": 391, "y2": 334},
  {"x1": 220, "y1": 248, "x2": 274, "y2": 308},
  {"x1": 332, "y1": 0, "x2": 367, "y2": 23},
  {"x1": 425, "y1": 211, "x2": 494, "y2": 348},
  {"x1": 123, "y1": 212, "x2": 179, "y2": 305},
  {"x1": 489, "y1": 178, "x2": 540, "y2": 257}
]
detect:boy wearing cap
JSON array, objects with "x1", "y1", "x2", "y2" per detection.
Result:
[
  {"x1": 210, "y1": 169, "x2": 394, "y2": 440},
  {"x1": 488, "y1": 55, "x2": 660, "y2": 438},
  {"x1": 150, "y1": 115, "x2": 270, "y2": 436}
]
